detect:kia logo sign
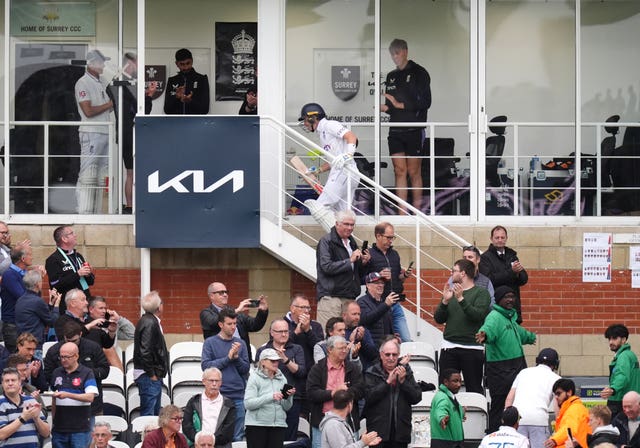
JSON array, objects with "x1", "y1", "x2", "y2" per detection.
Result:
[
  {"x1": 135, "y1": 116, "x2": 259, "y2": 248},
  {"x1": 148, "y1": 170, "x2": 244, "y2": 194}
]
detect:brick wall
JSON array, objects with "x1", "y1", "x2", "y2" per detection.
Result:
[{"x1": 41, "y1": 266, "x2": 636, "y2": 337}]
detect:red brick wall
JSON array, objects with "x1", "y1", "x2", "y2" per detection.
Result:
[
  {"x1": 44, "y1": 269, "x2": 249, "y2": 334},
  {"x1": 51, "y1": 268, "x2": 636, "y2": 336}
]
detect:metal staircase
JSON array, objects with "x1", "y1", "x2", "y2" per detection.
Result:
[{"x1": 258, "y1": 116, "x2": 473, "y2": 347}]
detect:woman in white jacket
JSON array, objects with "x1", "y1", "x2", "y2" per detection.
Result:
[{"x1": 244, "y1": 348, "x2": 296, "y2": 448}]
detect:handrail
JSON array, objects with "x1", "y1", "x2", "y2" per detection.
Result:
[{"x1": 261, "y1": 115, "x2": 474, "y2": 326}]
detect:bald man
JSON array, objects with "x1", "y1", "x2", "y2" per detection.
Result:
[
  {"x1": 199, "y1": 282, "x2": 268, "y2": 362},
  {"x1": 613, "y1": 391, "x2": 640, "y2": 448}
]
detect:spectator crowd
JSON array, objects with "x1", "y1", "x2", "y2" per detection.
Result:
[{"x1": 0, "y1": 216, "x2": 637, "y2": 448}]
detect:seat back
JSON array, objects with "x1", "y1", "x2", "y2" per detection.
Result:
[
  {"x1": 486, "y1": 115, "x2": 507, "y2": 188},
  {"x1": 457, "y1": 392, "x2": 488, "y2": 440},
  {"x1": 400, "y1": 341, "x2": 437, "y2": 370},
  {"x1": 422, "y1": 138, "x2": 458, "y2": 187}
]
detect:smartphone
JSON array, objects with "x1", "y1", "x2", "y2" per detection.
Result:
[
  {"x1": 100, "y1": 312, "x2": 112, "y2": 328},
  {"x1": 567, "y1": 428, "x2": 573, "y2": 440},
  {"x1": 407, "y1": 261, "x2": 414, "y2": 271},
  {"x1": 248, "y1": 299, "x2": 261, "y2": 308},
  {"x1": 362, "y1": 240, "x2": 368, "y2": 251},
  {"x1": 397, "y1": 293, "x2": 406, "y2": 302},
  {"x1": 281, "y1": 383, "x2": 294, "y2": 395}
]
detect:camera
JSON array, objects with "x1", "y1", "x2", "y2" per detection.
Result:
[
  {"x1": 248, "y1": 299, "x2": 261, "y2": 308},
  {"x1": 100, "y1": 312, "x2": 112, "y2": 328}
]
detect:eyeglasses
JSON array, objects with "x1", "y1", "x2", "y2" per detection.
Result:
[
  {"x1": 0, "y1": 231, "x2": 9, "y2": 236},
  {"x1": 292, "y1": 305, "x2": 311, "y2": 311},
  {"x1": 59, "y1": 354, "x2": 76, "y2": 360},
  {"x1": 212, "y1": 290, "x2": 228, "y2": 295},
  {"x1": 381, "y1": 235, "x2": 396, "y2": 240},
  {"x1": 170, "y1": 416, "x2": 184, "y2": 422},
  {"x1": 203, "y1": 378, "x2": 221, "y2": 383},
  {"x1": 382, "y1": 353, "x2": 399, "y2": 357},
  {"x1": 64, "y1": 231, "x2": 75, "y2": 237},
  {"x1": 272, "y1": 330, "x2": 289, "y2": 334},
  {"x1": 553, "y1": 390, "x2": 565, "y2": 397}
]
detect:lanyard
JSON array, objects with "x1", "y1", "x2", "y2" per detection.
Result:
[{"x1": 57, "y1": 247, "x2": 89, "y2": 291}]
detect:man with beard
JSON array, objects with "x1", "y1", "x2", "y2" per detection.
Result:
[
  {"x1": 164, "y1": 48, "x2": 209, "y2": 115},
  {"x1": 341, "y1": 300, "x2": 378, "y2": 371},
  {"x1": 476, "y1": 286, "x2": 536, "y2": 433},
  {"x1": 435, "y1": 259, "x2": 490, "y2": 393},
  {"x1": 600, "y1": 324, "x2": 640, "y2": 419}
]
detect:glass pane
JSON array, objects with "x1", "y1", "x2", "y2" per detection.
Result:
[
  {"x1": 580, "y1": 0, "x2": 640, "y2": 216},
  {"x1": 382, "y1": 0, "x2": 470, "y2": 216},
  {"x1": 486, "y1": 0, "x2": 576, "y2": 217},
  {"x1": 285, "y1": 0, "x2": 375, "y2": 216},
  {"x1": 10, "y1": 0, "x2": 119, "y2": 213}
]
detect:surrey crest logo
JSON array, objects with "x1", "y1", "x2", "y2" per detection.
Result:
[
  {"x1": 331, "y1": 66, "x2": 360, "y2": 101},
  {"x1": 145, "y1": 65, "x2": 166, "y2": 100}
]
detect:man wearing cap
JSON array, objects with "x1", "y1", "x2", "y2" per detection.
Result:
[
  {"x1": 476, "y1": 285, "x2": 536, "y2": 433},
  {"x1": 74, "y1": 49, "x2": 114, "y2": 214},
  {"x1": 434, "y1": 259, "x2": 490, "y2": 394},
  {"x1": 479, "y1": 407, "x2": 530, "y2": 448},
  {"x1": 505, "y1": 348, "x2": 561, "y2": 448},
  {"x1": 357, "y1": 271, "x2": 401, "y2": 346},
  {"x1": 365, "y1": 222, "x2": 413, "y2": 342},
  {"x1": 164, "y1": 48, "x2": 210, "y2": 115}
]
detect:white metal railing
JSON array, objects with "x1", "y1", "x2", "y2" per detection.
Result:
[
  {"x1": 261, "y1": 116, "x2": 473, "y2": 329},
  {"x1": 338, "y1": 119, "x2": 640, "y2": 218},
  {"x1": 5, "y1": 120, "x2": 117, "y2": 214}
]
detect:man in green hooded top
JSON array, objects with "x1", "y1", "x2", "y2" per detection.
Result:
[{"x1": 476, "y1": 285, "x2": 536, "y2": 434}]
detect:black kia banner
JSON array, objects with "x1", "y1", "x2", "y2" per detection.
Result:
[
  {"x1": 215, "y1": 22, "x2": 257, "y2": 100},
  {"x1": 135, "y1": 116, "x2": 260, "y2": 248}
]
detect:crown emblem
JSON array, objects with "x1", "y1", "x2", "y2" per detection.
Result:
[{"x1": 231, "y1": 30, "x2": 256, "y2": 55}]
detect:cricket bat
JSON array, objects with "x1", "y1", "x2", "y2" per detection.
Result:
[{"x1": 290, "y1": 156, "x2": 323, "y2": 194}]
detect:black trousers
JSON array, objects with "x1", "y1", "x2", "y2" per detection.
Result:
[
  {"x1": 439, "y1": 347, "x2": 485, "y2": 393},
  {"x1": 246, "y1": 426, "x2": 286, "y2": 448},
  {"x1": 485, "y1": 357, "x2": 527, "y2": 433}
]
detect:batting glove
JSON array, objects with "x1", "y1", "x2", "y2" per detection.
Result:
[{"x1": 331, "y1": 153, "x2": 353, "y2": 171}]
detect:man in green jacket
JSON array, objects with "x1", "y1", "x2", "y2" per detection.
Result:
[
  {"x1": 430, "y1": 369, "x2": 464, "y2": 448},
  {"x1": 476, "y1": 286, "x2": 536, "y2": 433},
  {"x1": 601, "y1": 323, "x2": 640, "y2": 419}
]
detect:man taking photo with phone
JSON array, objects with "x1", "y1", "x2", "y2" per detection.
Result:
[
  {"x1": 200, "y1": 281, "x2": 268, "y2": 362},
  {"x1": 365, "y1": 222, "x2": 413, "y2": 342}
]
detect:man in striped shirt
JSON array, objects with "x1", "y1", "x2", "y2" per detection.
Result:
[
  {"x1": 50, "y1": 342, "x2": 98, "y2": 448},
  {"x1": 0, "y1": 366, "x2": 50, "y2": 447}
]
